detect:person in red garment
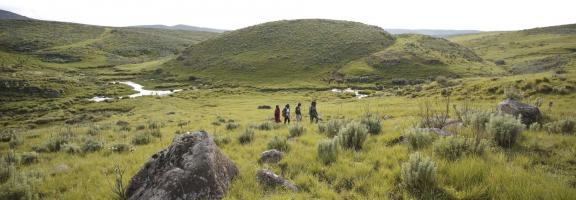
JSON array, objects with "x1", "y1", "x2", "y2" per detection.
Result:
[{"x1": 274, "y1": 105, "x2": 281, "y2": 123}]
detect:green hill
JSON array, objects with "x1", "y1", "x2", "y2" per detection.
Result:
[
  {"x1": 0, "y1": 9, "x2": 31, "y2": 20},
  {"x1": 165, "y1": 19, "x2": 396, "y2": 86},
  {"x1": 449, "y1": 24, "x2": 576, "y2": 74}
]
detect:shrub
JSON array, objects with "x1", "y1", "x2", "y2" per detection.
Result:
[
  {"x1": 462, "y1": 111, "x2": 491, "y2": 131},
  {"x1": 19, "y1": 152, "x2": 39, "y2": 165},
  {"x1": 255, "y1": 121, "x2": 274, "y2": 131},
  {"x1": 131, "y1": 133, "x2": 151, "y2": 145},
  {"x1": 135, "y1": 124, "x2": 146, "y2": 130},
  {"x1": 87, "y1": 124, "x2": 102, "y2": 136},
  {"x1": 147, "y1": 121, "x2": 161, "y2": 129},
  {"x1": 147, "y1": 129, "x2": 162, "y2": 138},
  {"x1": 360, "y1": 113, "x2": 382, "y2": 135},
  {"x1": 404, "y1": 129, "x2": 436, "y2": 150},
  {"x1": 0, "y1": 160, "x2": 13, "y2": 184},
  {"x1": 417, "y1": 100, "x2": 450, "y2": 129},
  {"x1": 486, "y1": 114, "x2": 523, "y2": 148},
  {"x1": 62, "y1": 143, "x2": 82, "y2": 154},
  {"x1": 401, "y1": 152, "x2": 437, "y2": 197},
  {"x1": 0, "y1": 173, "x2": 39, "y2": 200},
  {"x1": 111, "y1": 143, "x2": 130, "y2": 153},
  {"x1": 320, "y1": 119, "x2": 345, "y2": 137},
  {"x1": 238, "y1": 128, "x2": 254, "y2": 144},
  {"x1": 337, "y1": 121, "x2": 368, "y2": 150},
  {"x1": 433, "y1": 136, "x2": 471, "y2": 161},
  {"x1": 81, "y1": 138, "x2": 104, "y2": 153},
  {"x1": 504, "y1": 87, "x2": 523, "y2": 101},
  {"x1": 317, "y1": 139, "x2": 338, "y2": 164},
  {"x1": 545, "y1": 119, "x2": 575, "y2": 134},
  {"x1": 267, "y1": 136, "x2": 289, "y2": 152},
  {"x1": 225, "y1": 123, "x2": 239, "y2": 130},
  {"x1": 529, "y1": 122, "x2": 542, "y2": 132},
  {"x1": 4, "y1": 150, "x2": 19, "y2": 165},
  {"x1": 33, "y1": 136, "x2": 70, "y2": 152},
  {"x1": 8, "y1": 134, "x2": 23, "y2": 149},
  {"x1": 288, "y1": 124, "x2": 305, "y2": 138},
  {"x1": 214, "y1": 135, "x2": 231, "y2": 146}
]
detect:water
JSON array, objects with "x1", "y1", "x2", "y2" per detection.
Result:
[
  {"x1": 330, "y1": 88, "x2": 368, "y2": 99},
  {"x1": 89, "y1": 81, "x2": 182, "y2": 102}
]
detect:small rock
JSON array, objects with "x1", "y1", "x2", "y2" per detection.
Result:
[
  {"x1": 420, "y1": 128, "x2": 453, "y2": 136},
  {"x1": 256, "y1": 169, "x2": 298, "y2": 192},
  {"x1": 386, "y1": 135, "x2": 405, "y2": 146},
  {"x1": 257, "y1": 105, "x2": 272, "y2": 109},
  {"x1": 116, "y1": 120, "x2": 130, "y2": 127},
  {"x1": 258, "y1": 149, "x2": 283, "y2": 164},
  {"x1": 166, "y1": 111, "x2": 176, "y2": 115},
  {"x1": 52, "y1": 164, "x2": 70, "y2": 175}
]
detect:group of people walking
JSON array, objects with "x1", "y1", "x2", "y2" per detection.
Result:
[{"x1": 274, "y1": 101, "x2": 319, "y2": 124}]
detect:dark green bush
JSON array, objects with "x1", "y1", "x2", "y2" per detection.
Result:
[
  {"x1": 433, "y1": 136, "x2": 479, "y2": 161},
  {"x1": 267, "y1": 136, "x2": 289, "y2": 152},
  {"x1": 238, "y1": 128, "x2": 254, "y2": 144}
]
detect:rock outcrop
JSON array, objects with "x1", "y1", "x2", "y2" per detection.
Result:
[
  {"x1": 256, "y1": 169, "x2": 298, "y2": 191},
  {"x1": 126, "y1": 131, "x2": 238, "y2": 200},
  {"x1": 496, "y1": 99, "x2": 541, "y2": 125},
  {"x1": 258, "y1": 149, "x2": 283, "y2": 164}
]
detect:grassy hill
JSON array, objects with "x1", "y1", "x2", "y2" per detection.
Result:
[
  {"x1": 164, "y1": 19, "x2": 396, "y2": 86},
  {"x1": 165, "y1": 19, "x2": 501, "y2": 87},
  {"x1": 132, "y1": 24, "x2": 227, "y2": 33},
  {"x1": 449, "y1": 24, "x2": 576, "y2": 74},
  {"x1": 0, "y1": 9, "x2": 31, "y2": 20}
]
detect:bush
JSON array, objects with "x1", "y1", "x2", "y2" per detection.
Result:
[
  {"x1": 267, "y1": 136, "x2": 289, "y2": 152},
  {"x1": 319, "y1": 119, "x2": 345, "y2": 137},
  {"x1": 147, "y1": 129, "x2": 162, "y2": 138},
  {"x1": 147, "y1": 121, "x2": 161, "y2": 129},
  {"x1": 8, "y1": 134, "x2": 23, "y2": 149},
  {"x1": 19, "y1": 152, "x2": 39, "y2": 165},
  {"x1": 0, "y1": 170, "x2": 40, "y2": 200},
  {"x1": 254, "y1": 121, "x2": 274, "y2": 131},
  {"x1": 87, "y1": 124, "x2": 102, "y2": 136},
  {"x1": 0, "y1": 160, "x2": 13, "y2": 184},
  {"x1": 81, "y1": 138, "x2": 104, "y2": 153},
  {"x1": 111, "y1": 143, "x2": 130, "y2": 153},
  {"x1": 317, "y1": 139, "x2": 338, "y2": 164},
  {"x1": 225, "y1": 123, "x2": 239, "y2": 130},
  {"x1": 62, "y1": 143, "x2": 82, "y2": 154},
  {"x1": 131, "y1": 133, "x2": 151, "y2": 145},
  {"x1": 33, "y1": 136, "x2": 71, "y2": 152},
  {"x1": 545, "y1": 119, "x2": 575, "y2": 134},
  {"x1": 337, "y1": 121, "x2": 368, "y2": 150},
  {"x1": 360, "y1": 113, "x2": 382, "y2": 135},
  {"x1": 214, "y1": 135, "x2": 231, "y2": 146},
  {"x1": 404, "y1": 129, "x2": 436, "y2": 150},
  {"x1": 529, "y1": 122, "x2": 542, "y2": 132},
  {"x1": 288, "y1": 124, "x2": 305, "y2": 138},
  {"x1": 238, "y1": 128, "x2": 254, "y2": 144},
  {"x1": 486, "y1": 114, "x2": 524, "y2": 148},
  {"x1": 4, "y1": 150, "x2": 19, "y2": 165},
  {"x1": 462, "y1": 111, "x2": 491, "y2": 131},
  {"x1": 401, "y1": 152, "x2": 437, "y2": 197},
  {"x1": 433, "y1": 136, "x2": 472, "y2": 161},
  {"x1": 504, "y1": 87, "x2": 523, "y2": 101}
]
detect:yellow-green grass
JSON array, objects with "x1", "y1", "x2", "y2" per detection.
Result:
[{"x1": 2, "y1": 89, "x2": 576, "y2": 199}]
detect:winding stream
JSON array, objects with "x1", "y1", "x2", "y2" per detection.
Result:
[
  {"x1": 89, "y1": 81, "x2": 182, "y2": 102},
  {"x1": 330, "y1": 88, "x2": 368, "y2": 99}
]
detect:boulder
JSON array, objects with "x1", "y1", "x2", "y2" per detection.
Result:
[
  {"x1": 496, "y1": 99, "x2": 540, "y2": 125},
  {"x1": 258, "y1": 149, "x2": 283, "y2": 164},
  {"x1": 421, "y1": 128, "x2": 453, "y2": 136},
  {"x1": 257, "y1": 105, "x2": 272, "y2": 109},
  {"x1": 256, "y1": 169, "x2": 298, "y2": 191},
  {"x1": 126, "y1": 131, "x2": 238, "y2": 200}
]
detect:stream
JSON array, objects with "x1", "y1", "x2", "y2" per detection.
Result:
[
  {"x1": 89, "y1": 81, "x2": 182, "y2": 102},
  {"x1": 330, "y1": 88, "x2": 368, "y2": 99}
]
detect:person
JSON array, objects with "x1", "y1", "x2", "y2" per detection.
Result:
[
  {"x1": 274, "y1": 105, "x2": 281, "y2": 123},
  {"x1": 282, "y1": 104, "x2": 291, "y2": 124},
  {"x1": 309, "y1": 101, "x2": 319, "y2": 123},
  {"x1": 295, "y1": 103, "x2": 302, "y2": 122}
]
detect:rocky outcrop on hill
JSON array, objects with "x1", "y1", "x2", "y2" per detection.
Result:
[
  {"x1": 126, "y1": 131, "x2": 238, "y2": 200},
  {"x1": 256, "y1": 169, "x2": 298, "y2": 191},
  {"x1": 497, "y1": 99, "x2": 541, "y2": 125}
]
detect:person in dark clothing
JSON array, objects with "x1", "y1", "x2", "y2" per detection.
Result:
[
  {"x1": 295, "y1": 103, "x2": 302, "y2": 122},
  {"x1": 274, "y1": 105, "x2": 281, "y2": 123},
  {"x1": 309, "y1": 101, "x2": 319, "y2": 123},
  {"x1": 282, "y1": 104, "x2": 290, "y2": 124}
]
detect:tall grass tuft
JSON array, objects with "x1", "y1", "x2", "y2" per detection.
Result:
[
  {"x1": 360, "y1": 113, "x2": 382, "y2": 135},
  {"x1": 404, "y1": 128, "x2": 436, "y2": 150},
  {"x1": 401, "y1": 152, "x2": 437, "y2": 197},
  {"x1": 288, "y1": 124, "x2": 305, "y2": 138},
  {"x1": 111, "y1": 165, "x2": 128, "y2": 200},
  {"x1": 238, "y1": 128, "x2": 255, "y2": 144},
  {"x1": 336, "y1": 121, "x2": 368, "y2": 150},
  {"x1": 486, "y1": 114, "x2": 523, "y2": 148},
  {"x1": 82, "y1": 138, "x2": 104, "y2": 153},
  {"x1": 433, "y1": 136, "x2": 475, "y2": 161},
  {"x1": 317, "y1": 139, "x2": 338, "y2": 164},
  {"x1": 267, "y1": 136, "x2": 289, "y2": 152},
  {"x1": 319, "y1": 119, "x2": 345, "y2": 137},
  {"x1": 544, "y1": 119, "x2": 575, "y2": 134},
  {"x1": 131, "y1": 133, "x2": 151, "y2": 145}
]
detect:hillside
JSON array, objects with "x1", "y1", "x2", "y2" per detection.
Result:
[
  {"x1": 449, "y1": 24, "x2": 576, "y2": 74},
  {"x1": 385, "y1": 28, "x2": 481, "y2": 37},
  {"x1": 132, "y1": 24, "x2": 227, "y2": 33},
  {"x1": 165, "y1": 19, "x2": 396, "y2": 86},
  {"x1": 0, "y1": 9, "x2": 31, "y2": 20}
]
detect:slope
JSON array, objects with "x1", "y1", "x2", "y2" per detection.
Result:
[{"x1": 0, "y1": 9, "x2": 31, "y2": 20}]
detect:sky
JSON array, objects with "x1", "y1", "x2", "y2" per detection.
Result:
[{"x1": 1, "y1": 0, "x2": 575, "y2": 31}]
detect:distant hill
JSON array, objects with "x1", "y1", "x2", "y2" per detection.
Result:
[
  {"x1": 132, "y1": 24, "x2": 227, "y2": 33},
  {"x1": 449, "y1": 23, "x2": 576, "y2": 74},
  {"x1": 385, "y1": 29, "x2": 482, "y2": 37},
  {"x1": 0, "y1": 9, "x2": 32, "y2": 20},
  {"x1": 163, "y1": 19, "x2": 492, "y2": 86}
]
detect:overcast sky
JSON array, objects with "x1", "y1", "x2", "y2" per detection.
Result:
[{"x1": 1, "y1": 0, "x2": 575, "y2": 31}]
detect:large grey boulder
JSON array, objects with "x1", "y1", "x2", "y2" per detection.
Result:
[
  {"x1": 126, "y1": 131, "x2": 238, "y2": 200},
  {"x1": 256, "y1": 169, "x2": 298, "y2": 191},
  {"x1": 258, "y1": 149, "x2": 283, "y2": 164},
  {"x1": 496, "y1": 99, "x2": 541, "y2": 125}
]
